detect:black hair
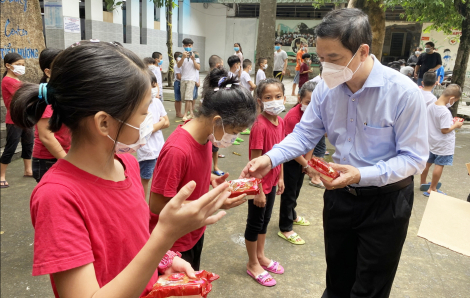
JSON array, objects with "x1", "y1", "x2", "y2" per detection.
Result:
[
  {"x1": 199, "y1": 67, "x2": 256, "y2": 129},
  {"x1": 256, "y1": 78, "x2": 285, "y2": 99},
  {"x1": 409, "y1": 63, "x2": 416, "y2": 67},
  {"x1": 152, "y1": 52, "x2": 162, "y2": 59},
  {"x1": 299, "y1": 81, "x2": 317, "y2": 100},
  {"x1": 148, "y1": 69, "x2": 158, "y2": 86},
  {"x1": 302, "y1": 53, "x2": 311, "y2": 60},
  {"x1": 10, "y1": 41, "x2": 150, "y2": 146},
  {"x1": 315, "y1": 8, "x2": 372, "y2": 54},
  {"x1": 422, "y1": 72, "x2": 436, "y2": 87},
  {"x1": 39, "y1": 48, "x2": 62, "y2": 83},
  {"x1": 417, "y1": 47, "x2": 423, "y2": 51},
  {"x1": 143, "y1": 57, "x2": 155, "y2": 65},
  {"x1": 209, "y1": 55, "x2": 223, "y2": 69},
  {"x1": 234, "y1": 42, "x2": 243, "y2": 54},
  {"x1": 182, "y1": 38, "x2": 194, "y2": 46},
  {"x1": 3, "y1": 53, "x2": 23, "y2": 78},
  {"x1": 228, "y1": 55, "x2": 241, "y2": 68},
  {"x1": 257, "y1": 57, "x2": 267, "y2": 67},
  {"x1": 174, "y1": 51, "x2": 182, "y2": 60},
  {"x1": 425, "y1": 42, "x2": 435, "y2": 48},
  {"x1": 274, "y1": 41, "x2": 282, "y2": 46},
  {"x1": 243, "y1": 59, "x2": 252, "y2": 69},
  {"x1": 111, "y1": 41, "x2": 123, "y2": 47},
  {"x1": 398, "y1": 59, "x2": 406, "y2": 65}
]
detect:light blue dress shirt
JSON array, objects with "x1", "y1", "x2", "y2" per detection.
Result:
[{"x1": 267, "y1": 56, "x2": 429, "y2": 187}]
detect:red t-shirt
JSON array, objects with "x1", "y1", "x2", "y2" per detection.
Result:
[
  {"x1": 284, "y1": 104, "x2": 303, "y2": 136},
  {"x1": 249, "y1": 114, "x2": 284, "y2": 194},
  {"x1": 150, "y1": 125, "x2": 212, "y2": 252},
  {"x1": 1, "y1": 76, "x2": 21, "y2": 124},
  {"x1": 33, "y1": 105, "x2": 72, "y2": 159},
  {"x1": 30, "y1": 154, "x2": 158, "y2": 298},
  {"x1": 299, "y1": 63, "x2": 310, "y2": 89}
]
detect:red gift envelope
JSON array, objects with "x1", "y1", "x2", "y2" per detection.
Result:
[
  {"x1": 227, "y1": 178, "x2": 262, "y2": 198},
  {"x1": 308, "y1": 157, "x2": 340, "y2": 182}
]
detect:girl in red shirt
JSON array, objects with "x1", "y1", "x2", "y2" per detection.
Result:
[
  {"x1": 1, "y1": 53, "x2": 34, "y2": 188},
  {"x1": 32, "y1": 48, "x2": 72, "y2": 183},
  {"x1": 245, "y1": 78, "x2": 286, "y2": 287},
  {"x1": 10, "y1": 41, "x2": 232, "y2": 298},
  {"x1": 149, "y1": 68, "x2": 258, "y2": 271}
]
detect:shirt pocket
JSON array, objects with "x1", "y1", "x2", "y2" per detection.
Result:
[{"x1": 356, "y1": 125, "x2": 395, "y2": 161}]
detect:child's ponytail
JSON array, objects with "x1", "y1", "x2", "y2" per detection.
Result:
[{"x1": 10, "y1": 83, "x2": 50, "y2": 129}]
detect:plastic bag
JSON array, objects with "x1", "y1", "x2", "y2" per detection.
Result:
[
  {"x1": 308, "y1": 157, "x2": 340, "y2": 182},
  {"x1": 145, "y1": 270, "x2": 219, "y2": 298},
  {"x1": 227, "y1": 178, "x2": 262, "y2": 198}
]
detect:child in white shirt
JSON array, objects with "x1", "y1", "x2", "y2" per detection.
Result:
[
  {"x1": 193, "y1": 51, "x2": 200, "y2": 101},
  {"x1": 173, "y1": 51, "x2": 184, "y2": 118},
  {"x1": 420, "y1": 71, "x2": 438, "y2": 106},
  {"x1": 256, "y1": 57, "x2": 267, "y2": 85},
  {"x1": 228, "y1": 55, "x2": 241, "y2": 79},
  {"x1": 151, "y1": 52, "x2": 164, "y2": 101},
  {"x1": 420, "y1": 84, "x2": 463, "y2": 196},
  {"x1": 138, "y1": 70, "x2": 170, "y2": 199},
  {"x1": 176, "y1": 38, "x2": 200, "y2": 120},
  {"x1": 144, "y1": 57, "x2": 160, "y2": 100},
  {"x1": 240, "y1": 59, "x2": 256, "y2": 91}
]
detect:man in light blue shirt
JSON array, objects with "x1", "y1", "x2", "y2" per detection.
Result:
[{"x1": 241, "y1": 8, "x2": 428, "y2": 298}]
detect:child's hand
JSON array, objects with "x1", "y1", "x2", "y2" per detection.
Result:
[
  {"x1": 253, "y1": 191, "x2": 266, "y2": 208},
  {"x1": 156, "y1": 181, "x2": 230, "y2": 242},
  {"x1": 211, "y1": 172, "x2": 229, "y2": 188},
  {"x1": 276, "y1": 179, "x2": 285, "y2": 195},
  {"x1": 163, "y1": 256, "x2": 196, "y2": 279},
  {"x1": 220, "y1": 194, "x2": 247, "y2": 210},
  {"x1": 455, "y1": 121, "x2": 464, "y2": 129}
]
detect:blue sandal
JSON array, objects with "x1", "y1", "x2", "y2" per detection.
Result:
[
  {"x1": 212, "y1": 170, "x2": 225, "y2": 176},
  {"x1": 420, "y1": 182, "x2": 442, "y2": 191},
  {"x1": 423, "y1": 189, "x2": 446, "y2": 197}
]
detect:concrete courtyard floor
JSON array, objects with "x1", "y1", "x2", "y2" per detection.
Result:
[{"x1": 1, "y1": 80, "x2": 470, "y2": 297}]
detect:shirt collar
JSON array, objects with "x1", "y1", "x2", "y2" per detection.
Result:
[{"x1": 362, "y1": 54, "x2": 385, "y2": 89}]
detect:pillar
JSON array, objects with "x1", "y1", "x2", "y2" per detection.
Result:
[
  {"x1": 125, "y1": 0, "x2": 140, "y2": 44},
  {"x1": 44, "y1": 0, "x2": 80, "y2": 49},
  {"x1": 84, "y1": 0, "x2": 102, "y2": 40}
]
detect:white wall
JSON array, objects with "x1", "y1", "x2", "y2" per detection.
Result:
[
  {"x1": 159, "y1": 6, "x2": 178, "y2": 33},
  {"x1": 225, "y1": 18, "x2": 258, "y2": 65}
]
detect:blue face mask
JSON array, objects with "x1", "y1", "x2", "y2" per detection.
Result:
[
  {"x1": 158, "y1": 60, "x2": 163, "y2": 66},
  {"x1": 275, "y1": 46, "x2": 281, "y2": 51},
  {"x1": 234, "y1": 47, "x2": 240, "y2": 52},
  {"x1": 184, "y1": 47, "x2": 192, "y2": 52}
]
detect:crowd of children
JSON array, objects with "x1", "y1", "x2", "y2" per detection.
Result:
[{"x1": 0, "y1": 36, "x2": 468, "y2": 297}]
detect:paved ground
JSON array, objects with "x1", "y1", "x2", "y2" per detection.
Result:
[{"x1": 1, "y1": 75, "x2": 470, "y2": 297}]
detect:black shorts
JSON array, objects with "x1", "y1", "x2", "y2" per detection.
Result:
[{"x1": 212, "y1": 144, "x2": 219, "y2": 153}]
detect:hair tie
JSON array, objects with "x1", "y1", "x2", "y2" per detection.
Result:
[
  {"x1": 217, "y1": 77, "x2": 227, "y2": 87},
  {"x1": 38, "y1": 83, "x2": 50, "y2": 105},
  {"x1": 225, "y1": 84, "x2": 232, "y2": 89},
  {"x1": 214, "y1": 87, "x2": 220, "y2": 92}
]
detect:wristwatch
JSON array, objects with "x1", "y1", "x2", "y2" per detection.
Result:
[{"x1": 158, "y1": 250, "x2": 182, "y2": 274}]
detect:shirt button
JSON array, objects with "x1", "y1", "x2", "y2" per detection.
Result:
[
  {"x1": 348, "y1": 138, "x2": 351, "y2": 142},
  {"x1": 350, "y1": 118, "x2": 354, "y2": 122},
  {"x1": 352, "y1": 98, "x2": 355, "y2": 102}
]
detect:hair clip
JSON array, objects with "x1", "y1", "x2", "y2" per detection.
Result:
[
  {"x1": 217, "y1": 77, "x2": 227, "y2": 87},
  {"x1": 70, "y1": 41, "x2": 81, "y2": 48},
  {"x1": 90, "y1": 39, "x2": 100, "y2": 43},
  {"x1": 225, "y1": 84, "x2": 232, "y2": 89},
  {"x1": 214, "y1": 87, "x2": 220, "y2": 92},
  {"x1": 38, "y1": 83, "x2": 50, "y2": 105}
]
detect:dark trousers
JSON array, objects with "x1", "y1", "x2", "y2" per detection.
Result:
[
  {"x1": 273, "y1": 71, "x2": 284, "y2": 82},
  {"x1": 245, "y1": 186, "x2": 277, "y2": 242},
  {"x1": 321, "y1": 182, "x2": 414, "y2": 298},
  {"x1": 0, "y1": 124, "x2": 34, "y2": 164},
  {"x1": 32, "y1": 158, "x2": 57, "y2": 183},
  {"x1": 180, "y1": 233, "x2": 204, "y2": 271},
  {"x1": 279, "y1": 159, "x2": 305, "y2": 232}
]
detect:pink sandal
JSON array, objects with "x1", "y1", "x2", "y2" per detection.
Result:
[
  {"x1": 261, "y1": 260, "x2": 284, "y2": 274},
  {"x1": 246, "y1": 270, "x2": 276, "y2": 287}
]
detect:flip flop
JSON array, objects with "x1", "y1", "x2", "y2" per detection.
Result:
[
  {"x1": 235, "y1": 137, "x2": 244, "y2": 142},
  {"x1": 233, "y1": 141, "x2": 241, "y2": 145},
  {"x1": 293, "y1": 216, "x2": 310, "y2": 226},
  {"x1": 0, "y1": 181, "x2": 9, "y2": 188},
  {"x1": 309, "y1": 181, "x2": 325, "y2": 189},
  {"x1": 218, "y1": 154, "x2": 225, "y2": 158},
  {"x1": 277, "y1": 231, "x2": 305, "y2": 245},
  {"x1": 325, "y1": 151, "x2": 330, "y2": 155},
  {"x1": 419, "y1": 182, "x2": 442, "y2": 191},
  {"x1": 246, "y1": 270, "x2": 276, "y2": 287},
  {"x1": 212, "y1": 170, "x2": 225, "y2": 176},
  {"x1": 261, "y1": 259, "x2": 285, "y2": 274},
  {"x1": 240, "y1": 129, "x2": 251, "y2": 135},
  {"x1": 423, "y1": 189, "x2": 447, "y2": 197}
]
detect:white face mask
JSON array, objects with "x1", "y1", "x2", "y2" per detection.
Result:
[
  {"x1": 301, "y1": 104, "x2": 308, "y2": 112},
  {"x1": 11, "y1": 65, "x2": 25, "y2": 76},
  {"x1": 208, "y1": 122, "x2": 238, "y2": 148},
  {"x1": 151, "y1": 87, "x2": 159, "y2": 99},
  {"x1": 108, "y1": 112, "x2": 154, "y2": 154},
  {"x1": 446, "y1": 97, "x2": 456, "y2": 108},
  {"x1": 321, "y1": 47, "x2": 363, "y2": 90},
  {"x1": 263, "y1": 64, "x2": 268, "y2": 70},
  {"x1": 263, "y1": 99, "x2": 285, "y2": 115}
]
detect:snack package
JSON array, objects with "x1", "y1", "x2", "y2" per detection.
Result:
[
  {"x1": 145, "y1": 270, "x2": 220, "y2": 298},
  {"x1": 227, "y1": 178, "x2": 262, "y2": 198},
  {"x1": 453, "y1": 117, "x2": 464, "y2": 124},
  {"x1": 308, "y1": 157, "x2": 340, "y2": 182}
]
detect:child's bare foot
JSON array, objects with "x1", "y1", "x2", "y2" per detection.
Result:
[
  {"x1": 246, "y1": 262, "x2": 265, "y2": 277},
  {"x1": 176, "y1": 114, "x2": 184, "y2": 118},
  {"x1": 257, "y1": 255, "x2": 272, "y2": 268}
]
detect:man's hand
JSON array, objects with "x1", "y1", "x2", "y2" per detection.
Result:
[
  {"x1": 321, "y1": 163, "x2": 361, "y2": 190},
  {"x1": 414, "y1": 73, "x2": 418, "y2": 79},
  {"x1": 182, "y1": 51, "x2": 188, "y2": 59},
  {"x1": 253, "y1": 191, "x2": 266, "y2": 208},
  {"x1": 220, "y1": 194, "x2": 247, "y2": 210},
  {"x1": 240, "y1": 155, "x2": 272, "y2": 179},
  {"x1": 211, "y1": 172, "x2": 229, "y2": 188},
  {"x1": 276, "y1": 179, "x2": 285, "y2": 195}
]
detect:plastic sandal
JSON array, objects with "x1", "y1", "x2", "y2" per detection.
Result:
[
  {"x1": 419, "y1": 182, "x2": 442, "y2": 191},
  {"x1": 261, "y1": 259, "x2": 285, "y2": 274},
  {"x1": 293, "y1": 216, "x2": 310, "y2": 226},
  {"x1": 309, "y1": 181, "x2": 325, "y2": 189},
  {"x1": 240, "y1": 129, "x2": 251, "y2": 135},
  {"x1": 218, "y1": 154, "x2": 225, "y2": 158},
  {"x1": 423, "y1": 189, "x2": 446, "y2": 197},
  {"x1": 212, "y1": 170, "x2": 225, "y2": 176},
  {"x1": 235, "y1": 137, "x2": 244, "y2": 142},
  {"x1": 246, "y1": 270, "x2": 276, "y2": 287},
  {"x1": 0, "y1": 181, "x2": 9, "y2": 188},
  {"x1": 233, "y1": 141, "x2": 241, "y2": 145},
  {"x1": 277, "y1": 231, "x2": 305, "y2": 245}
]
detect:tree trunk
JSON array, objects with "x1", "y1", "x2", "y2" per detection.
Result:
[
  {"x1": 254, "y1": 0, "x2": 277, "y2": 83},
  {"x1": 348, "y1": 0, "x2": 385, "y2": 61},
  {"x1": 450, "y1": 3, "x2": 469, "y2": 117},
  {"x1": 166, "y1": 1, "x2": 174, "y2": 87}
]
